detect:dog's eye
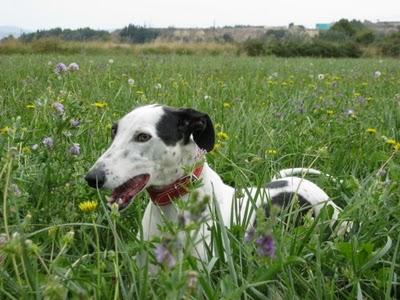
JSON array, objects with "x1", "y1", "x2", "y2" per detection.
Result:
[
  {"x1": 135, "y1": 133, "x2": 152, "y2": 143},
  {"x1": 111, "y1": 123, "x2": 118, "y2": 139}
]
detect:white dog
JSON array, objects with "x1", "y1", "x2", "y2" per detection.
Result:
[{"x1": 85, "y1": 104, "x2": 349, "y2": 261}]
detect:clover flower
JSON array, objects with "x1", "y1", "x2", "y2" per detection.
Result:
[
  {"x1": 78, "y1": 200, "x2": 98, "y2": 213},
  {"x1": 69, "y1": 143, "x2": 80, "y2": 155},
  {"x1": 255, "y1": 234, "x2": 275, "y2": 258},
  {"x1": 317, "y1": 74, "x2": 325, "y2": 80},
  {"x1": 68, "y1": 62, "x2": 79, "y2": 71},
  {"x1": 54, "y1": 63, "x2": 67, "y2": 75},
  {"x1": 42, "y1": 137, "x2": 54, "y2": 148},
  {"x1": 70, "y1": 119, "x2": 80, "y2": 127},
  {"x1": 373, "y1": 71, "x2": 381, "y2": 78},
  {"x1": 155, "y1": 242, "x2": 176, "y2": 268},
  {"x1": 52, "y1": 102, "x2": 65, "y2": 115},
  {"x1": 128, "y1": 78, "x2": 135, "y2": 86}
]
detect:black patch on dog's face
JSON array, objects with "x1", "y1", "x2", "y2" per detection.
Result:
[
  {"x1": 264, "y1": 192, "x2": 313, "y2": 218},
  {"x1": 156, "y1": 107, "x2": 215, "y2": 152},
  {"x1": 266, "y1": 180, "x2": 288, "y2": 189}
]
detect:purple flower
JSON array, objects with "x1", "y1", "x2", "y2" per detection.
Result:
[
  {"x1": 69, "y1": 143, "x2": 80, "y2": 155},
  {"x1": 255, "y1": 234, "x2": 275, "y2": 258},
  {"x1": 70, "y1": 119, "x2": 80, "y2": 127},
  {"x1": 42, "y1": 137, "x2": 54, "y2": 148},
  {"x1": 68, "y1": 62, "x2": 79, "y2": 71},
  {"x1": 54, "y1": 63, "x2": 67, "y2": 75},
  {"x1": 53, "y1": 102, "x2": 65, "y2": 115},
  {"x1": 155, "y1": 243, "x2": 176, "y2": 268},
  {"x1": 244, "y1": 227, "x2": 256, "y2": 242}
]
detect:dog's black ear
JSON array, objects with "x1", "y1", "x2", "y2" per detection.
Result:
[{"x1": 178, "y1": 108, "x2": 215, "y2": 152}]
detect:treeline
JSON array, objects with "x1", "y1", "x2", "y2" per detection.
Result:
[
  {"x1": 16, "y1": 25, "x2": 161, "y2": 44},
  {"x1": 243, "y1": 19, "x2": 400, "y2": 57}
]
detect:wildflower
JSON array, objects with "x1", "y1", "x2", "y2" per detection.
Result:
[
  {"x1": 155, "y1": 242, "x2": 176, "y2": 268},
  {"x1": 31, "y1": 144, "x2": 39, "y2": 151},
  {"x1": 52, "y1": 102, "x2": 64, "y2": 115},
  {"x1": 69, "y1": 143, "x2": 80, "y2": 156},
  {"x1": 386, "y1": 139, "x2": 397, "y2": 146},
  {"x1": 255, "y1": 234, "x2": 275, "y2": 258},
  {"x1": 155, "y1": 83, "x2": 162, "y2": 89},
  {"x1": 0, "y1": 127, "x2": 10, "y2": 134},
  {"x1": 213, "y1": 143, "x2": 221, "y2": 151},
  {"x1": 54, "y1": 63, "x2": 67, "y2": 75},
  {"x1": 108, "y1": 59, "x2": 114, "y2": 64},
  {"x1": 344, "y1": 109, "x2": 355, "y2": 117},
  {"x1": 26, "y1": 104, "x2": 35, "y2": 109},
  {"x1": 92, "y1": 102, "x2": 108, "y2": 108},
  {"x1": 217, "y1": 131, "x2": 228, "y2": 141},
  {"x1": 42, "y1": 137, "x2": 54, "y2": 148},
  {"x1": 373, "y1": 71, "x2": 381, "y2": 78},
  {"x1": 266, "y1": 149, "x2": 277, "y2": 155},
  {"x1": 395, "y1": 143, "x2": 400, "y2": 151},
  {"x1": 47, "y1": 61, "x2": 52, "y2": 66},
  {"x1": 317, "y1": 74, "x2": 325, "y2": 80},
  {"x1": 204, "y1": 95, "x2": 211, "y2": 100},
  {"x1": 70, "y1": 119, "x2": 80, "y2": 127},
  {"x1": 244, "y1": 227, "x2": 256, "y2": 242},
  {"x1": 366, "y1": 128, "x2": 377, "y2": 134},
  {"x1": 78, "y1": 200, "x2": 98, "y2": 213},
  {"x1": 67, "y1": 62, "x2": 79, "y2": 71},
  {"x1": 326, "y1": 110, "x2": 334, "y2": 116},
  {"x1": 128, "y1": 78, "x2": 135, "y2": 86},
  {"x1": 223, "y1": 102, "x2": 231, "y2": 108}
]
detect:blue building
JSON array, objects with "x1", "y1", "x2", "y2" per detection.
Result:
[{"x1": 316, "y1": 23, "x2": 331, "y2": 30}]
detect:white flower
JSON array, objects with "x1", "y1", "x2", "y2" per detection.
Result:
[
  {"x1": 155, "y1": 83, "x2": 162, "y2": 89},
  {"x1": 31, "y1": 144, "x2": 39, "y2": 151},
  {"x1": 317, "y1": 74, "x2": 325, "y2": 80},
  {"x1": 373, "y1": 71, "x2": 381, "y2": 78},
  {"x1": 204, "y1": 95, "x2": 211, "y2": 100},
  {"x1": 108, "y1": 59, "x2": 114, "y2": 64},
  {"x1": 128, "y1": 78, "x2": 135, "y2": 86},
  {"x1": 68, "y1": 62, "x2": 79, "y2": 71}
]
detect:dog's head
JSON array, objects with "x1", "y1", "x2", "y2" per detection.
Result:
[{"x1": 85, "y1": 104, "x2": 214, "y2": 209}]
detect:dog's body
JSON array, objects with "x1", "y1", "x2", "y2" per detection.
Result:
[{"x1": 86, "y1": 104, "x2": 347, "y2": 262}]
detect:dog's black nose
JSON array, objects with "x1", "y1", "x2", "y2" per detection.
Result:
[{"x1": 85, "y1": 169, "x2": 106, "y2": 189}]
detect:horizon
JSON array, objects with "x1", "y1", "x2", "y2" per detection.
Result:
[{"x1": 1, "y1": 0, "x2": 399, "y2": 32}]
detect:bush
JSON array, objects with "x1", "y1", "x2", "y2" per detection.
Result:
[
  {"x1": 243, "y1": 39, "x2": 266, "y2": 56},
  {"x1": 379, "y1": 32, "x2": 400, "y2": 57}
]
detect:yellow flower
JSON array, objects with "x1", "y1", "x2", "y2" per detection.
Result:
[
  {"x1": 386, "y1": 139, "x2": 397, "y2": 146},
  {"x1": 92, "y1": 102, "x2": 108, "y2": 108},
  {"x1": 217, "y1": 131, "x2": 229, "y2": 141},
  {"x1": 136, "y1": 90, "x2": 144, "y2": 95},
  {"x1": 394, "y1": 143, "x2": 400, "y2": 151},
  {"x1": 223, "y1": 102, "x2": 231, "y2": 109},
  {"x1": 366, "y1": 128, "x2": 377, "y2": 134},
  {"x1": 326, "y1": 110, "x2": 334, "y2": 116},
  {"x1": 0, "y1": 127, "x2": 10, "y2": 134},
  {"x1": 213, "y1": 143, "x2": 221, "y2": 151},
  {"x1": 266, "y1": 149, "x2": 277, "y2": 155},
  {"x1": 79, "y1": 201, "x2": 98, "y2": 213},
  {"x1": 26, "y1": 104, "x2": 35, "y2": 109}
]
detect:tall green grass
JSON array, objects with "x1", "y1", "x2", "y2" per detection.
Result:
[{"x1": 0, "y1": 54, "x2": 399, "y2": 299}]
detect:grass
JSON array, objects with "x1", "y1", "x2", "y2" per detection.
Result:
[{"x1": 0, "y1": 54, "x2": 399, "y2": 299}]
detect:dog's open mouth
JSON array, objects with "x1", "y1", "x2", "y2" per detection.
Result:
[{"x1": 108, "y1": 174, "x2": 150, "y2": 210}]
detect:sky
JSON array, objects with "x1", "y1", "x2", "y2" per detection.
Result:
[{"x1": 2, "y1": 0, "x2": 400, "y2": 30}]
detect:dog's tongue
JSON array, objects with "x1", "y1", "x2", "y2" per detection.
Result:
[{"x1": 110, "y1": 174, "x2": 150, "y2": 210}]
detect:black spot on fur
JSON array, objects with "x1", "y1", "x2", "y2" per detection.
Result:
[
  {"x1": 264, "y1": 192, "x2": 313, "y2": 219},
  {"x1": 266, "y1": 180, "x2": 288, "y2": 189},
  {"x1": 156, "y1": 107, "x2": 215, "y2": 152}
]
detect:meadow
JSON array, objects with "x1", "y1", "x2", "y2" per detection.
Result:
[{"x1": 0, "y1": 53, "x2": 399, "y2": 299}]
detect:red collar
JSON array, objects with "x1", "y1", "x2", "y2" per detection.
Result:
[{"x1": 146, "y1": 165, "x2": 204, "y2": 206}]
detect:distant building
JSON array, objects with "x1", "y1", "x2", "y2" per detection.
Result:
[{"x1": 316, "y1": 23, "x2": 331, "y2": 30}]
